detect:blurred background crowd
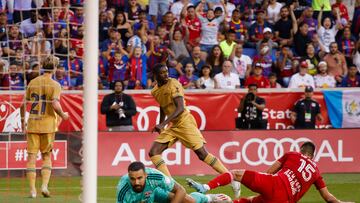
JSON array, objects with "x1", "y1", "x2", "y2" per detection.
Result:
[{"x1": 0, "y1": 0, "x2": 359, "y2": 90}]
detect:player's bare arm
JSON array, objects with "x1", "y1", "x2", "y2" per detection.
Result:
[
  {"x1": 170, "y1": 182, "x2": 186, "y2": 203},
  {"x1": 20, "y1": 102, "x2": 26, "y2": 131},
  {"x1": 266, "y1": 161, "x2": 282, "y2": 174},
  {"x1": 152, "y1": 96, "x2": 184, "y2": 133},
  {"x1": 52, "y1": 99, "x2": 69, "y2": 120}
]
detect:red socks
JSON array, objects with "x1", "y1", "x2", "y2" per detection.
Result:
[
  {"x1": 233, "y1": 199, "x2": 250, "y2": 203},
  {"x1": 207, "y1": 172, "x2": 233, "y2": 189}
]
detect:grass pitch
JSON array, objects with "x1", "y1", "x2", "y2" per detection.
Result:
[{"x1": 0, "y1": 174, "x2": 359, "y2": 202}]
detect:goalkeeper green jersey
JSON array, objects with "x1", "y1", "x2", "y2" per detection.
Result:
[{"x1": 116, "y1": 167, "x2": 175, "y2": 203}]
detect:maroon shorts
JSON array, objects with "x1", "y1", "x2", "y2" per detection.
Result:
[{"x1": 241, "y1": 170, "x2": 291, "y2": 203}]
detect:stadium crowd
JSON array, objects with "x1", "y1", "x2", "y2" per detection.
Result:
[{"x1": 0, "y1": 0, "x2": 359, "y2": 90}]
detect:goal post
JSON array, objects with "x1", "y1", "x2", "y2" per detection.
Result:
[{"x1": 83, "y1": 0, "x2": 99, "y2": 202}]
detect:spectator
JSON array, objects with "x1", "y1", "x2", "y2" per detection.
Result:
[
  {"x1": 291, "y1": 5, "x2": 312, "y2": 57},
  {"x1": 213, "y1": 0, "x2": 236, "y2": 22},
  {"x1": 337, "y1": 26, "x2": 356, "y2": 66},
  {"x1": 98, "y1": 55, "x2": 109, "y2": 89},
  {"x1": 114, "y1": 12, "x2": 133, "y2": 45},
  {"x1": 276, "y1": 45, "x2": 294, "y2": 87},
  {"x1": 25, "y1": 61, "x2": 40, "y2": 85},
  {"x1": 0, "y1": 11, "x2": 6, "y2": 42},
  {"x1": 157, "y1": 26, "x2": 170, "y2": 47},
  {"x1": 4, "y1": 25, "x2": 22, "y2": 56},
  {"x1": 236, "y1": 83, "x2": 266, "y2": 129},
  {"x1": 298, "y1": 7, "x2": 318, "y2": 38},
  {"x1": 274, "y1": 6, "x2": 293, "y2": 47},
  {"x1": 127, "y1": 24, "x2": 147, "y2": 55},
  {"x1": 169, "y1": 21, "x2": 190, "y2": 60},
  {"x1": 69, "y1": 6, "x2": 84, "y2": 38},
  {"x1": 178, "y1": 62, "x2": 198, "y2": 89},
  {"x1": 230, "y1": 43, "x2": 252, "y2": 87},
  {"x1": 341, "y1": 65, "x2": 360, "y2": 87},
  {"x1": 291, "y1": 86, "x2": 323, "y2": 129},
  {"x1": 253, "y1": 41, "x2": 274, "y2": 77},
  {"x1": 266, "y1": 0, "x2": 283, "y2": 24},
  {"x1": 184, "y1": 5, "x2": 202, "y2": 49},
  {"x1": 248, "y1": 10, "x2": 272, "y2": 47},
  {"x1": 269, "y1": 72, "x2": 281, "y2": 88},
  {"x1": 256, "y1": 27, "x2": 278, "y2": 53},
  {"x1": 70, "y1": 24, "x2": 84, "y2": 57},
  {"x1": 101, "y1": 27, "x2": 121, "y2": 59},
  {"x1": 9, "y1": 62, "x2": 24, "y2": 90},
  {"x1": 149, "y1": 0, "x2": 169, "y2": 25},
  {"x1": 196, "y1": 64, "x2": 216, "y2": 89},
  {"x1": 126, "y1": 0, "x2": 143, "y2": 24},
  {"x1": 54, "y1": 28, "x2": 69, "y2": 60},
  {"x1": 323, "y1": 42, "x2": 348, "y2": 83},
  {"x1": 63, "y1": 48, "x2": 83, "y2": 88},
  {"x1": 54, "y1": 65, "x2": 70, "y2": 90},
  {"x1": 134, "y1": 11, "x2": 155, "y2": 34},
  {"x1": 314, "y1": 61, "x2": 336, "y2": 88},
  {"x1": 171, "y1": 0, "x2": 192, "y2": 21},
  {"x1": 206, "y1": 45, "x2": 225, "y2": 76},
  {"x1": 127, "y1": 46, "x2": 151, "y2": 89},
  {"x1": 108, "y1": 45, "x2": 129, "y2": 83},
  {"x1": 0, "y1": 60, "x2": 9, "y2": 90},
  {"x1": 303, "y1": 43, "x2": 320, "y2": 76},
  {"x1": 161, "y1": 11, "x2": 176, "y2": 32},
  {"x1": 219, "y1": 29, "x2": 237, "y2": 58},
  {"x1": 331, "y1": 0, "x2": 349, "y2": 22},
  {"x1": 99, "y1": 11, "x2": 112, "y2": 43},
  {"x1": 214, "y1": 60, "x2": 240, "y2": 89},
  {"x1": 245, "y1": 62, "x2": 270, "y2": 88},
  {"x1": 13, "y1": 0, "x2": 33, "y2": 24},
  {"x1": 175, "y1": 46, "x2": 205, "y2": 77},
  {"x1": 288, "y1": 61, "x2": 315, "y2": 88},
  {"x1": 312, "y1": 0, "x2": 332, "y2": 19},
  {"x1": 228, "y1": 9, "x2": 247, "y2": 43},
  {"x1": 239, "y1": 0, "x2": 261, "y2": 17},
  {"x1": 316, "y1": 5, "x2": 342, "y2": 53},
  {"x1": 101, "y1": 80, "x2": 137, "y2": 131},
  {"x1": 195, "y1": 0, "x2": 226, "y2": 56},
  {"x1": 52, "y1": 8, "x2": 67, "y2": 36}
]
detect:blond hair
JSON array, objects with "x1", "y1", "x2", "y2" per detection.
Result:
[{"x1": 41, "y1": 55, "x2": 59, "y2": 71}]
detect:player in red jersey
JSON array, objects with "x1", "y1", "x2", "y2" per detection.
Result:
[{"x1": 187, "y1": 141, "x2": 353, "y2": 203}]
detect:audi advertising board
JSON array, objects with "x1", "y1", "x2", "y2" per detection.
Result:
[{"x1": 98, "y1": 129, "x2": 360, "y2": 176}]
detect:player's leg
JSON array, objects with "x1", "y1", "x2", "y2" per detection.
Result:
[
  {"x1": 26, "y1": 133, "x2": 40, "y2": 198},
  {"x1": 148, "y1": 141, "x2": 171, "y2": 177},
  {"x1": 187, "y1": 171, "x2": 234, "y2": 193},
  {"x1": 39, "y1": 133, "x2": 55, "y2": 197},
  {"x1": 193, "y1": 146, "x2": 241, "y2": 198}
]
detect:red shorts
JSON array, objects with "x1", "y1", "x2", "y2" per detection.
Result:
[{"x1": 241, "y1": 170, "x2": 291, "y2": 203}]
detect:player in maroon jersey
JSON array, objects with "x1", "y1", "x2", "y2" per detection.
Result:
[{"x1": 187, "y1": 142, "x2": 353, "y2": 203}]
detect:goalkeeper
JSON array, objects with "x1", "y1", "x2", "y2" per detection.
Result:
[{"x1": 117, "y1": 161, "x2": 231, "y2": 203}]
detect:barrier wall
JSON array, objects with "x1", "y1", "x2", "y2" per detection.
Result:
[
  {"x1": 0, "y1": 91, "x2": 331, "y2": 132},
  {"x1": 98, "y1": 129, "x2": 360, "y2": 176}
]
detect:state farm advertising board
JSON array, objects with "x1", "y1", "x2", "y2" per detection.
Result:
[
  {"x1": 98, "y1": 129, "x2": 360, "y2": 176},
  {"x1": 0, "y1": 91, "x2": 330, "y2": 132}
]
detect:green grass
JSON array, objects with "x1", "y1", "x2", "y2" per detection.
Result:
[{"x1": 0, "y1": 174, "x2": 359, "y2": 202}]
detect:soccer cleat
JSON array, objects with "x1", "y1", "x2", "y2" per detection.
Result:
[
  {"x1": 41, "y1": 186, "x2": 51, "y2": 198},
  {"x1": 186, "y1": 178, "x2": 208, "y2": 193},
  {"x1": 29, "y1": 191, "x2": 37, "y2": 198},
  {"x1": 231, "y1": 180, "x2": 241, "y2": 199},
  {"x1": 206, "y1": 193, "x2": 232, "y2": 203}
]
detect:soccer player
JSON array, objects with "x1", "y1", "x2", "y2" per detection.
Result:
[
  {"x1": 187, "y1": 142, "x2": 353, "y2": 203},
  {"x1": 117, "y1": 161, "x2": 231, "y2": 203},
  {"x1": 20, "y1": 55, "x2": 69, "y2": 198},
  {"x1": 149, "y1": 63, "x2": 240, "y2": 197}
]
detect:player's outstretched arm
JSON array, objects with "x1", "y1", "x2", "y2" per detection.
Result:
[
  {"x1": 52, "y1": 99, "x2": 69, "y2": 120},
  {"x1": 171, "y1": 182, "x2": 186, "y2": 203},
  {"x1": 319, "y1": 187, "x2": 354, "y2": 203},
  {"x1": 266, "y1": 161, "x2": 282, "y2": 174},
  {"x1": 153, "y1": 97, "x2": 184, "y2": 133}
]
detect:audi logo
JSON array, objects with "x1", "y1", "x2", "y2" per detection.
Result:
[
  {"x1": 136, "y1": 106, "x2": 206, "y2": 131},
  {"x1": 220, "y1": 137, "x2": 312, "y2": 166}
]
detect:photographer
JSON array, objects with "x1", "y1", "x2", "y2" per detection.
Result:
[
  {"x1": 101, "y1": 80, "x2": 137, "y2": 131},
  {"x1": 236, "y1": 84, "x2": 267, "y2": 129}
]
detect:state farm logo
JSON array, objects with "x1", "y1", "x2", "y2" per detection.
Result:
[{"x1": 136, "y1": 105, "x2": 206, "y2": 131}]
